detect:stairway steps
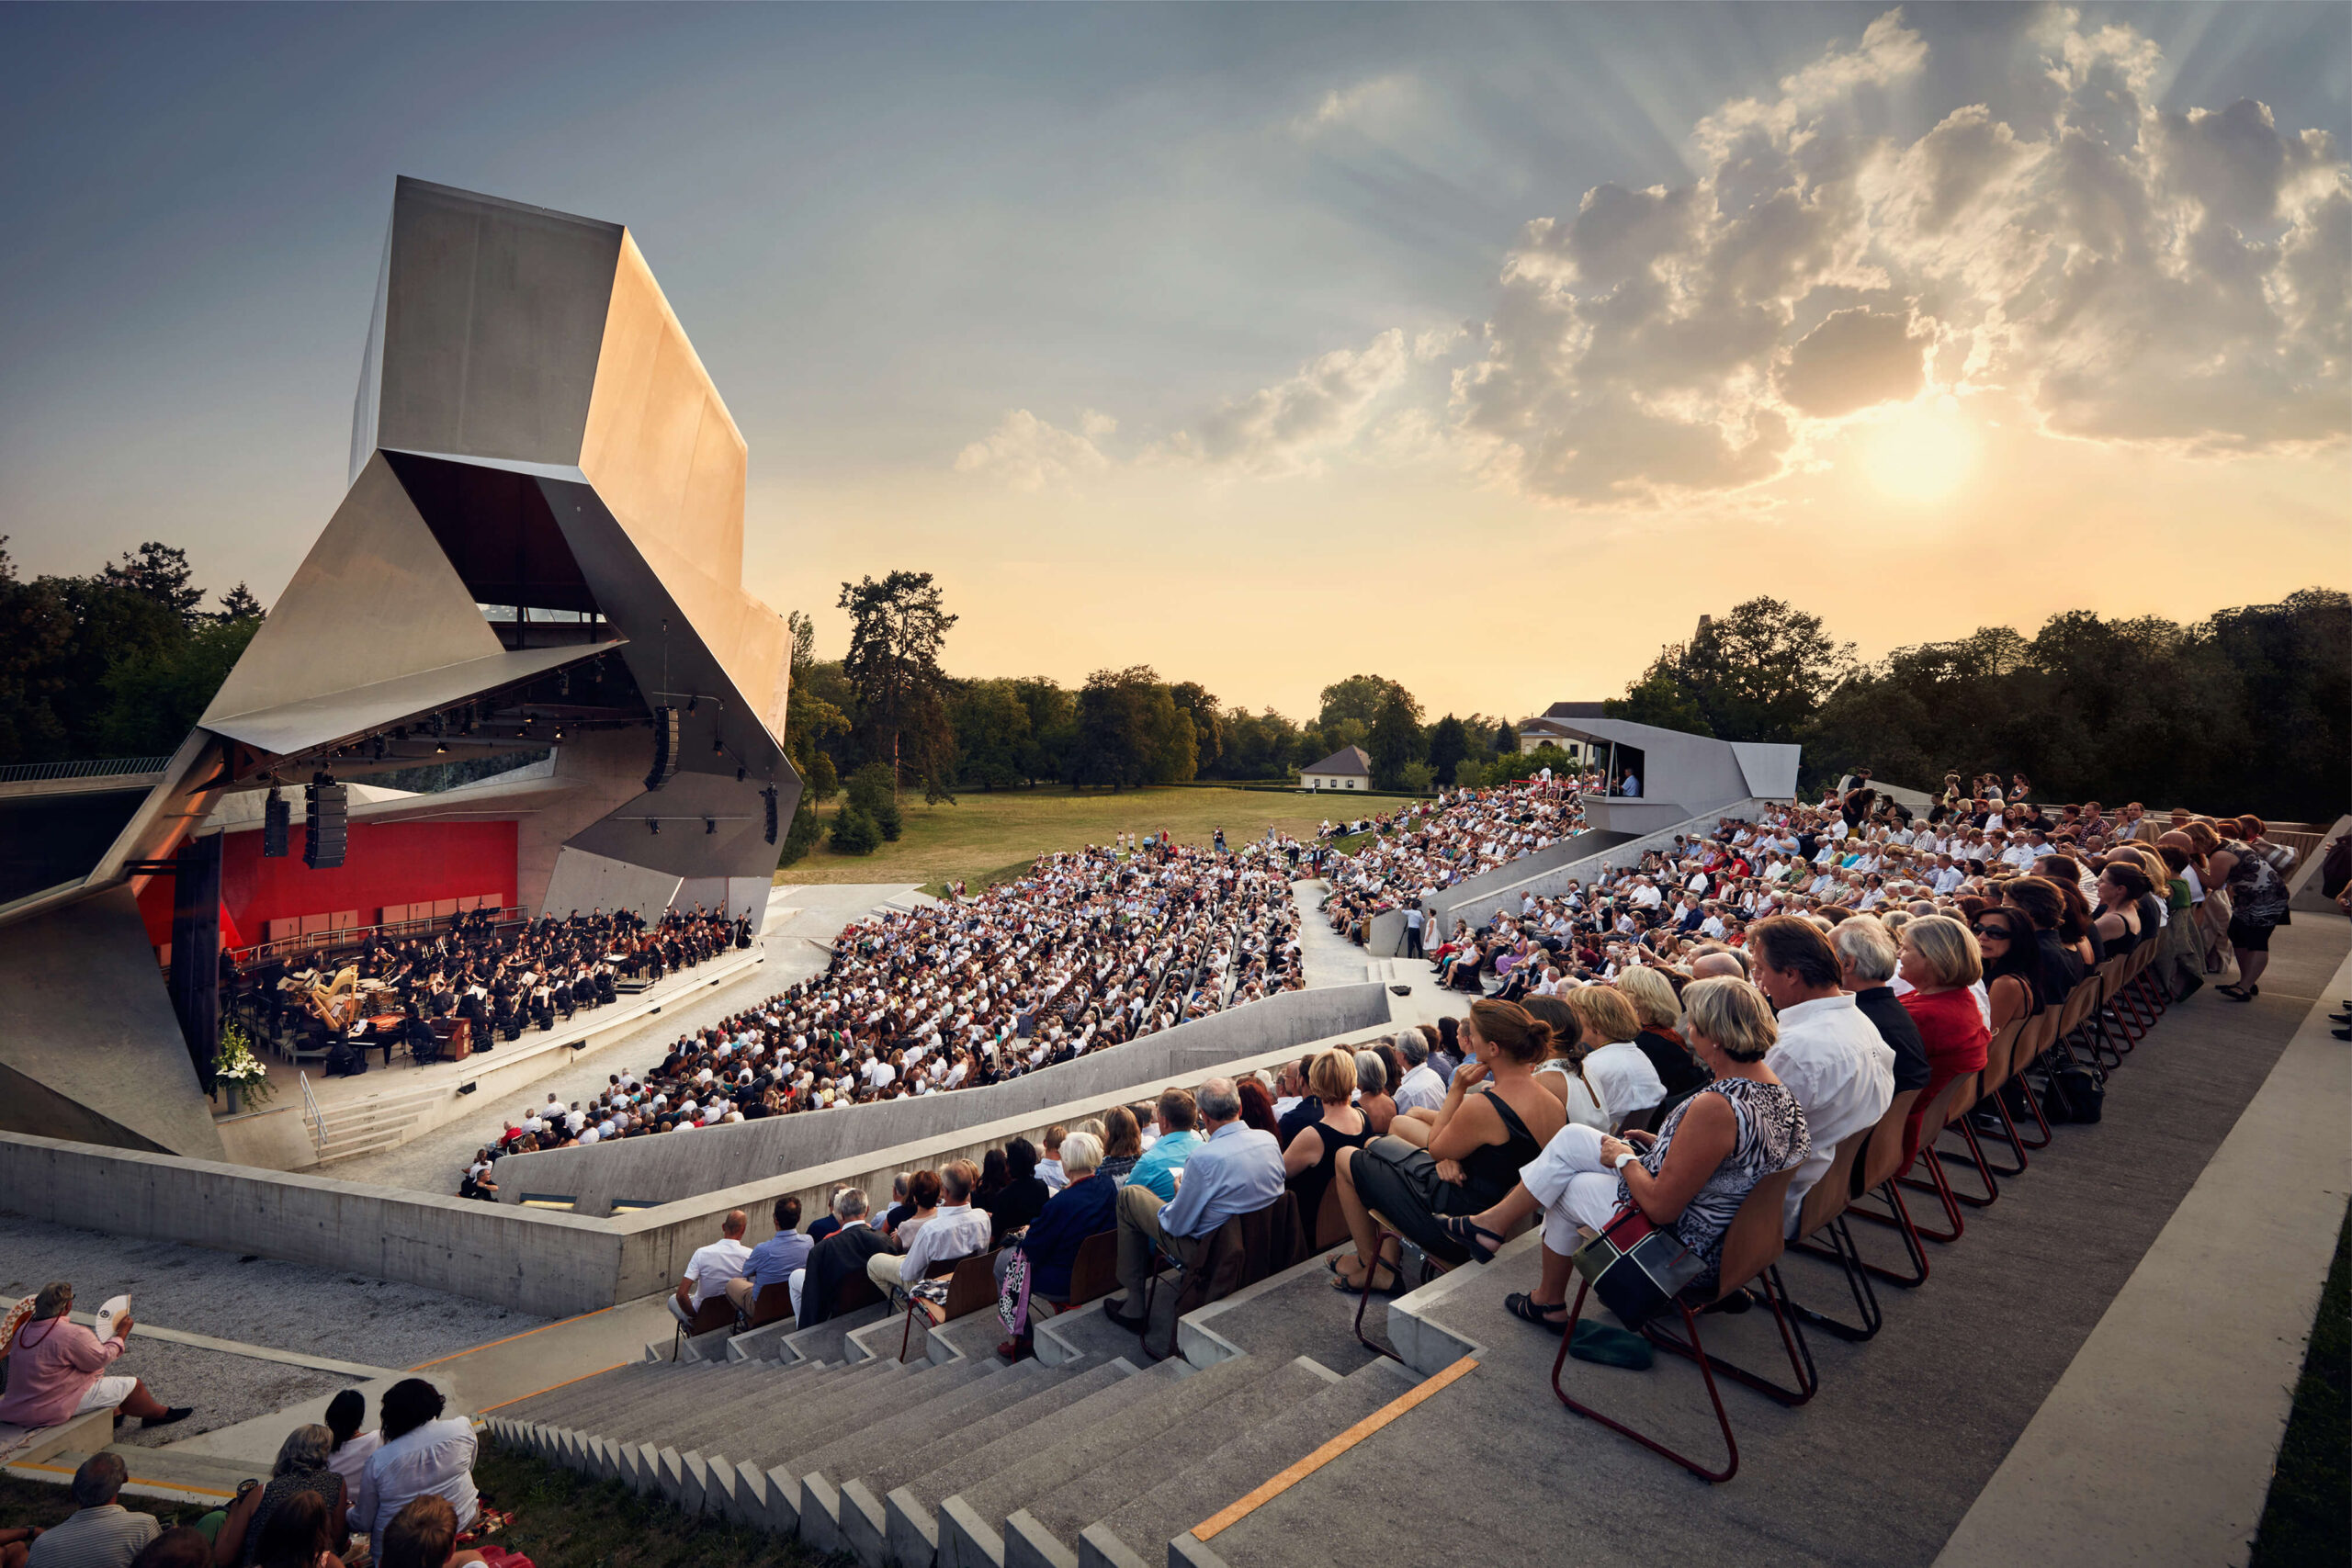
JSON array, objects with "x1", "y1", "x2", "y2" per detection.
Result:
[
  {"x1": 637, "y1": 1361, "x2": 843, "y2": 1451},
  {"x1": 1077, "y1": 1360, "x2": 1418, "y2": 1568},
  {"x1": 491, "y1": 1362, "x2": 651, "y2": 1422},
  {"x1": 793, "y1": 1357, "x2": 1003, "y2": 1489},
  {"x1": 939, "y1": 1357, "x2": 1265, "y2": 1568},
  {"x1": 791, "y1": 1359, "x2": 1003, "y2": 1553},
  {"x1": 1006, "y1": 1359, "x2": 1340, "y2": 1568},
  {"x1": 855, "y1": 1359, "x2": 1070, "y2": 1503},
  {"x1": 887, "y1": 1360, "x2": 1141, "y2": 1568},
  {"x1": 537, "y1": 1362, "x2": 746, "y2": 1431}
]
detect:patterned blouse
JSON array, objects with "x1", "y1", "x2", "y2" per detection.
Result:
[{"x1": 1618, "y1": 1076, "x2": 1810, "y2": 1290}]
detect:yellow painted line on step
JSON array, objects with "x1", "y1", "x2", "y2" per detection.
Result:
[
  {"x1": 13, "y1": 1461, "x2": 237, "y2": 1499},
  {"x1": 409, "y1": 1301, "x2": 628, "y2": 1370},
  {"x1": 1191, "y1": 1355, "x2": 1478, "y2": 1542},
  {"x1": 476, "y1": 1362, "x2": 631, "y2": 1414}
]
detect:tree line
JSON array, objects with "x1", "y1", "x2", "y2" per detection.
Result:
[
  {"x1": 0, "y1": 538, "x2": 264, "y2": 764},
  {"x1": 1601, "y1": 591, "x2": 2350, "y2": 825}
]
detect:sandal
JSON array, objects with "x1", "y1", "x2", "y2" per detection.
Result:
[
  {"x1": 1438, "y1": 1215, "x2": 1507, "y2": 1264},
  {"x1": 1330, "y1": 1259, "x2": 1400, "y2": 1296},
  {"x1": 2223, "y1": 986, "x2": 2257, "y2": 1002},
  {"x1": 1504, "y1": 1292, "x2": 1570, "y2": 1334}
]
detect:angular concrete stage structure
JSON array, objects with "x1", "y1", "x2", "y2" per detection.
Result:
[{"x1": 0, "y1": 178, "x2": 800, "y2": 1158}]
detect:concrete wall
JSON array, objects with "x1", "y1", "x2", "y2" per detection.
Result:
[{"x1": 495, "y1": 982, "x2": 1393, "y2": 1213}]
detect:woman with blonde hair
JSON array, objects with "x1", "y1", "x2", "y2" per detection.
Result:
[
  {"x1": 1612, "y1": 966, "x2": 1708, "y2": 1098},
  {"x1": 1562, "y1": 984, "x2": 1667, "y2": 1131},
  {"x1": 1284, "y1": 1049, "x2": 1370, "y2": 1235},
  {"x1": 1896, "y1": 916, "x2": 1990, "y2": 1163}
]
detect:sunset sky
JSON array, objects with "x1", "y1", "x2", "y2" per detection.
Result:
[{"x1": 2, "y1": 4, "x2": 2345, "y2": 722}]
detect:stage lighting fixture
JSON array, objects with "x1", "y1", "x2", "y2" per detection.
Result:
[
  {"x1": 705, "y1": 818, "x2": 717, "y2": 835},
  {"x1": 712, "y1": 732, "x2": 724, "y2": 756},
  {"x1": 435, "y1": 743, "x2": 447, "y2": 755},
  {"x1": 263, "y1": 789, "x2": 289, "y2": 858},
  {"x1": 648, "y1": 818, "x2": 661, "y2": 836},
  {"x1": 736, "y1": 765, "x2": 746, "y2": 783},
  {"x1": 304, "y1": 773, "x2": 347, "y2": 869},
  {"x1": 370, "y1": 735, "x2": 387, "y2": 761},
  {"x1": 645, "y1": 706, "x2": 680, "y2": 790},
  {"x1": 763, "y1": 785, "x2": 778, "y2": 846}
]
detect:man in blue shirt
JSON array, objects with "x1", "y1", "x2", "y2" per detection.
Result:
[
  {"x1": 1104, "y1": 1077, "x2": 1284, "y2": 1330},
  {"x1": 725, "y1": 1196, "x2": 810, "y2": 1322},
  {"x1": 1125, "y1": 1088, "x2": 1203, "y2": 1201}
]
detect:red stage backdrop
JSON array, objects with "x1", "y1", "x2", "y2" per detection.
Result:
[{"x1": 139, "y1": 820, "x2": 519, "y2": 952}]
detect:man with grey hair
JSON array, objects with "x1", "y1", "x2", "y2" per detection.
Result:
[
  {"x1": 796, "y1": 1187, "x2": 887, "y2": 1330},
  {"x1": 1393, "y1": 1031, "x2": 1445, "y2": 1114},
  {"x1": 1103, "y1": 1077, "x2": 1283, "y2": 1332},
  {"x1": 1830, "y1": 917, "x2": 1931, "y2": 1098},
  {"x1": 28, "y1": 1453, "x2": 155, "y2": 1568}
]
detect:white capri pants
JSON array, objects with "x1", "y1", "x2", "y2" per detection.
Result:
[{"x1": 1520, "y1": 1123, "x2": 1629, "y2": 1256}]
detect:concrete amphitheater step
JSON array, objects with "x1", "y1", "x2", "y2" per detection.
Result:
[
  {"x1": 888, "y1": 1359, "x2": 1148, "y2": 1568},
  {"x1": 1001, "y1": 1358, "x2": 1351, "y2": 1568},
  {"x1": 834, "y1": 1359, "x2": 1071, "y2": 1567},
  {"x1": 1076, "y1": 1359, "x2": 1420, "y2": 1568},
  {"x1": 516, "y1": 1361, "x2": 735, "y2": 1427},
  {"x1": 493, "y1": 1361, "x2": 666, "y2": 1423},
  {"x1": 793, "y1": 1358, "x2": 1008, "y2": 1554},
  {"x1": 937, "y1": 1354, "x2": 1278, "y2": 1568},
  {"x1": 705, "y1": 1360, "x2": 930, "y2": 1525},
  {"x1": 552, "y1": 1359, "x2": 784, "y2": 1431},
  {"x1": 636, "y1": 1359, "x2": 850, "y2": 1453},
  {"x1": 534, "y1": 1360, "x2": 833, "y2": 1468}
]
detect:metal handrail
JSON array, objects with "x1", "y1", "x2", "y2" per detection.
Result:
[
  {"x1": 0, "y1": 756, "x2": 173, "y2": 784},
  {"x1": 298, "y1": 1071, "x2": 324, "y2": 1156}
]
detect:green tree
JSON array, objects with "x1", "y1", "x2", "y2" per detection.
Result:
[
  {"x1": 1366, "y1": 683, "x2": 1426, "y2": 789},
  {"x1": 1425, "y1": 715, "x2": 1470, "y2": 785},
  {"x1": 1397, "y1": 760, "x2": 1435, "y2": 795},
  {"x1": 949, "y1": 678, "x2": 1034, "y2": 791},
  {"x1": 1072, "y1": 666, "x2": 1161, "y2": 789},
  {"x1": 96, "y1": 615, "x2": 263, "y2": 754},
  {"x1": 1170, "y1": 681, "x2": 1223, "y2": 775},
  {"x1": 1605, "y1": 670, "x2": 1714, "y2": 736},
  {"x1": 847, "y1": 761, "x2": 903, "y2": 840},
  {"x1": 837, "y1": 570, "x2": 957, "y2": 788},
  {"x1": 213, "y1": 581, "x2": 265, "y2": 622},
  {"x1": 1453, "y1": 757, "x2": 1487, "y2": 789},
  {"x1": 101, "y1": 541, "x2": 207, "y2": 627},
  {"x1": 1492, "y1": 719, "x2": 1520, "y2": 755},
  {"x1": 1632, "y1": 599, "x2": 1855, "y2": 744},
  {"x1": 1318, "y1": 673, "x2": 1408, "y2": 732},
  {"x1": 829, "y1": 803, "x2": 881, "y2": 855}
]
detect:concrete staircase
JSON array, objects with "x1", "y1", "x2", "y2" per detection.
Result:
[
  {"x1": 309, "y1": 1080, "x2": 451, "y2": 1164},
  {"x1": 486, "y1": 1247, "x2": 1432, "y2": 1568}
]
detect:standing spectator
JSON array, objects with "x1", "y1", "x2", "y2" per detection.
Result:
[
  {"x1": 28, "y1": 1455, "x2": 157, "y2": 1568},
  {"x1": 2219, "y1": 831, "x2": 2291, "y2": 1002}
]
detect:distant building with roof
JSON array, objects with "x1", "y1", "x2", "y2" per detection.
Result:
[
  {"x1": 1517, "y1": 702, "x2": 1610, "y2": 759},
  {"x1": 1301, "y1": 744, "x2": 1373, "y2": 792}
]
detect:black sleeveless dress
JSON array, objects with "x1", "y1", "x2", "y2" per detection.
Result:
[
  {"x1": 1287, "y1": 1109, "x2": 1371, "y2": 1231},
  {"x1": 1351, "y1": 1089, "x2": 1545, "y2": 1266}
]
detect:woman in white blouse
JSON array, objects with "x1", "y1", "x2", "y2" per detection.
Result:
[{"x1": 347, "y1": 1380, "x2": 478, "y2": 1561}]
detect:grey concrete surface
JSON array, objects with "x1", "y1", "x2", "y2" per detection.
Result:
[
  {"x1": 1933, "y1": 942, "x2": 2352, "y2": 1568},
  {"x1": 1199, "y1": 914, "x2": 2352, "y2": 1567},
  {"x1": 99, "y1": 1341, "x2": 357, "y2": 1450}
]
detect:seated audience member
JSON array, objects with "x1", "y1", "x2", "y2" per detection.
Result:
[
  {"x1": 1036, "y1": 1128, "x2": 1069, "y2": 1193},
  {"x1": 214, "y1": 1426, "x2": 345, "y2": 1568},
  {"x1": 346, "y1": 1380, "x2": 477, "y2": 1562},
  {"x1": 668, "y1": 1210, "x2": 752, "y2": 1328},
  {"x1": 1447, "y1": 978, "x2": 1809, "y2": 1331},
  {"x1": 997, "y1": 1133, "x2": 1118, "y2": 1357},
  {"x1": 1125, "y1": 1090, "x2": 1203, "y2": 1201},
  {"x1": 978, "y1": 1139, "x2": 1051, "y2": 1241},
  {"x1": 1830, "y1": 918, "x2": 1930, "y2": 1099},
  {"x1": 1973, "y1": 908, "x2": 2044, "y2": 1040},
  {"x1": 1235, "y1": 1077, "x2": 1281, "y2": 1137},
  {"x1": 131, "y1": 1530, "x2": 212, "y2": 1568},
  {"x1": 1613, "y1": 966, "x2": 1711, "y2": 1098},
  {"x1": 1512, "y1": 995, "x2": 1608, "y2": 1132},
  {"x1": 0, "y1": 1282, "x2": 190, "y2": 1431},
  {"x1": 248, "y1": 1493, "x2": 338, "y2": 1568},
  {"x1": 797, "y1": 1188, "x2": 888, "y2": 1328},
  {"x1": 1393, "y1": 1032, "x2": 1446, "y2": 1114},
  {"x1": 322, "y1": 1390, "x2": 381, "y2": 1498},
  {"x1": 1895, "y1": 916, "x2": 1992, "y2": 1162},
  {"x1": 881, "y1": 1173, "x2": 916, "y2": 1236},
  {"x1": 870, "y1": 1160, "x2": 991, "y2": 1301},
  {"x1": 891, "y1": 1169, "x2": 944, "y2": 1251},
  {"x1": 2092, "y1": 857, "x2": 2151, "y2": 955},
  {"x1": 1334, "y1": 1000, "x2": 1567, "y2": 1292},
  {"x1": 1559, "y1": 986, "x2": 1668, "y2": 1131},
  {"x1": 1274, "y1": 1058, "x2": 1324, "y2": 1148},
  {"x1": 1746, "y1": 916, "x2": 1895, "y2": 1235},
  {"x1": 27, "y1": 1454, "x2": 158, "y2": 1568},
  {"x1": 1104, "y1": 1078, "x2": 1285, "y2": 1330},
  {"x1": 1353, "y1": 1051, "x2": 1396, "y2": 1135},
  {"x1": 1283, "y1": 1050, "x2": 1371, "y2": 1232},
  {"x1": 374, "y1": 1496, "x2": 484, "y2": 1568},
  {"x1": 1096, "y1": 1108, "x2": 1145, "y2": 1187},
  {"x1": 805, "y1": 1188, "x2": 848, "y2": 1247},
  {"x1": 727, "y1": 1198, "x2": 808, "y2": 1321}
]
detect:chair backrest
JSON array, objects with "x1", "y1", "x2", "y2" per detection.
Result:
[
  {"x1": 686, "y1": 1294, "x2": 734, "y2": 1335},
  {"x1": 1793, "y1": 1129, "x2": 1867, "y2": 1240},
  {"x1": 1714, "y1": 1168, "x2": 1800, "y2": 1302},
  {"x1": 940, "y1": 1248, "x2": 1003, "y2": 1318},
  {"x1": 1974, "y1": 1017, "x2": 2024, "y2": 1100},
  {"x1": 1858, "y1": 1087, "x2": 1923, "y2": 1190},
  {"x1": 1063, "y1": 1229, "x2": 1119, "y2": 1305},
  {"x1": 747, "y1": 1280, "x2": 794, "y2": 1329},
  {"x1": 832, "y1": 1268, "x2": 883, "y2": 1317},
  {"x1": 1911, "y1": 1070, "x2": 1973, "y2": 1154}
]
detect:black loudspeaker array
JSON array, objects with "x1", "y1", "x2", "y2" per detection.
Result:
[
  {"x1": 763, "y1": 785, "x2": 779, "y2": 845},
  {"x1": 646, "y1": 706, "x2": 681, "y2": 791},
  {"x1": 263, "y1": 791, "x2": 290, "y2": 857},
  {"x1": 304, "y1": 773, "x2": 347, "y2": 869}
]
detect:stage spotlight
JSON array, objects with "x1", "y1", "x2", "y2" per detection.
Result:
[
  {"x1": 645, "y1": 706, "x2": 680, "y2": 790},
  {"x1": 712, "y1": 732, "x2": 725, "y2": 756},
  {"x1": 705, "y1": 818, "x2": 717, "y2": 835},
  {"x1": 649, "y1": 818, "x2": 661, "y2": 836},
  {"x1": 435, "y1": 743, "x2": 447, "y2": 755},
  {"x1": 736, "y1": 765, "x2": 746, "y2": 783}
]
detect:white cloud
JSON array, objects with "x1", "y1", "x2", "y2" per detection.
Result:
[
  {"x1": 953, "y1": 410, "x2": 1112, "y2": 491},
  {"x1": 1293, "y1": 74, "x2": 1416, "y2": 137},
  {"x1": 1456, "y1": 6, "x2": 2352, "y2": 503},
  {"x1": 1168, "y1": 329, "x2": 1411, "y2": 475}
]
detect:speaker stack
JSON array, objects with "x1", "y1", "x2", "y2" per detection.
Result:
[
  {"x1": 304, "y1": 773, "x2": 347, "y2": 869},
  {"x1": 263, "y1": 790, "x2": 290, "y2": 858},
  {"x1": 645, "y1": 706, "x2": 680, "y2": 791}
]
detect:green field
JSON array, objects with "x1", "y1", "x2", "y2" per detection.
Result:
[{"x1": 775, "y1": 785, "x2": 1341, "y2": 894}]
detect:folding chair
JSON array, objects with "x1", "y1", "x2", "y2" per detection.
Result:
[
  {"x1": 1782, "y1": 1129, "x2": 1882, "y2": 1341},
  {"x1": 1839, "y1": 1088, "x2": 1934, "y2": 1282},
  {"x1": 1550, "y1": 1168, "x2": 1815, "y2": 1484},
  {"x1": 899, "y1": 1248, "x2": 1001, "y2": 1359},
  {"x1": 1892, "y1": 1074, "x2": 1983, "y2": 1239},
  {"x1": 669, "y1": 1294, "x2": 733, "y2": 1358},
  {"x1": 743, "y1": 1280, "x2": 795, "y2": 1330},
  {"x1": 1944, "y1": 1019, "x2": 2026, "y2": 1179}
]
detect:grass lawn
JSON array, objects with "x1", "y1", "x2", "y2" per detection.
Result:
[
  {"x1": 775, "y1": 785, "x2": 1336, "y2": 897},
  {"x1": 0, "y1": 1474, "x2": 212, "y2": 1534},
  {"x1": 470, "y1": 1438, "x2": 828, "y2": 1568},
  {"x1": 2250, "y1": 1195, "x2": 2349, "y2": 1567}
]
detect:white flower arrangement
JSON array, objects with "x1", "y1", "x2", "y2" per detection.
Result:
[{"x1": 212, "y1": 1022, "x2": 275, "y2": 1107}]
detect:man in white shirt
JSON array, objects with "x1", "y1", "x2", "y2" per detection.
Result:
[
  {"x1": 669, "y1": 1209, "x2": 752, "y2": 1327},
  {"x1": 1394, "y1": 1032, "x2": 1447, "y2": 1113},
  {"x1": 870, "y1": 1161, "x2": 992, "y2": 1297},
  {"x1": 1747, "y1": 917, "x2": 1894, "y2": 1235},
  {"x1": 1931, "y1": 854, "x2": 1965, "y2": 896}
]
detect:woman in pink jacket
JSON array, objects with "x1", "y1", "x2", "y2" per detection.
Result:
[{"x1": 0, "y1": 1282, "x2": 190, "y2": 1429}]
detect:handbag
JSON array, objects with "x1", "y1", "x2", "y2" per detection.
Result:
[
  {"x1": 2042, "y1": 1060, "x2": 2105, "y2": 1124},
  {"x1": 1570, "y1": 1204, "x2": 1704, "y2": 1327},
  {"x1": 996, "y1": 1247, "x2": 1033, "y2": 1337}
]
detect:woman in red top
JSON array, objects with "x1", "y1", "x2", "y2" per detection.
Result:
[{"x1": 1895, "y1": 915, "x2": 1990, "y2": 1164}]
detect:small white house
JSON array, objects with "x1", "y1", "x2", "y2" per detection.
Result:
[{"x1": 1302, "y1": 744, "x2": 1373, "y2": 791}]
